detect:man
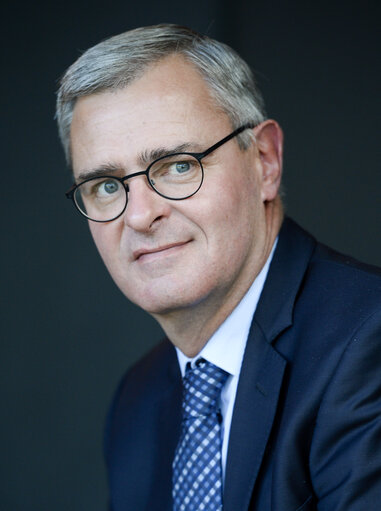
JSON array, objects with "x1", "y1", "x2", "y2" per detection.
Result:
[{"x1": 56, "y1": 24, "x2": 381, "y2": 511}]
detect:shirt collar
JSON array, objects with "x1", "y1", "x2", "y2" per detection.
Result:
[{"x1": 176, "y1": 239, "x2": 277, "y2": 377}]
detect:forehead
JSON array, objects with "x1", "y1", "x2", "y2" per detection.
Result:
[{"x1": 70, "y1": 56, "x2": 231, "y2": 175}]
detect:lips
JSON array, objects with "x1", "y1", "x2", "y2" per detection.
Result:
[{"x1": 133, "y1": 241, "x2": 191, "y2": 261}]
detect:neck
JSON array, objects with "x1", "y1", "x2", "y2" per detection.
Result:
[{"x1": 154, "y1": 198, "x2": 283, "y2": 357}]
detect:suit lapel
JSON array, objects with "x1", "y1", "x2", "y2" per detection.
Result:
[
  {"x1": 224, "y1": 218, "x2": 316, "y2": 511},
  {"x1": 224, "y1": 323, "x2": 287, "y2": 511},
  {"x1": 254, "y1": 217, "x2": 316, "y2": 341}
]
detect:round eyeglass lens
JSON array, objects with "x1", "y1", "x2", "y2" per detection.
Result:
[
  {"x1": 74, "y1": 177, "x2": 127, "y2": 222},
  {"x1": 148, "y1": 154, "x2": 203, "y2": 199}
]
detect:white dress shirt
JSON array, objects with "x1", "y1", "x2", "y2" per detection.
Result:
[{"x1": 176, "y1": 240, "x2": 277, "y2": 480}]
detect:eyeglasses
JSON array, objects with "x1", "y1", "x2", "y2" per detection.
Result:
[{"x1": 65, "y1": 122, "x2": 255, "y2": 223}]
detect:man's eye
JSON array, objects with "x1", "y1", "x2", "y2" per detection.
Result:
[
  {"x1": 100, "y1": 179, "x2": 119, "y2": 194},
  {"x1": 170, "y1": 161, "x2": 191, "y2": 174},
  {"x1": 92, "y1": 179, "x2": 120, "y2": 196},
  {"x1": 149, "y1": 156, "x2": 199, "y2": 182}
]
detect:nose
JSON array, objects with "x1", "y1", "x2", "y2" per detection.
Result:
[{"x1": 123, "y1": 176, "x2": 171, "y2": 232}]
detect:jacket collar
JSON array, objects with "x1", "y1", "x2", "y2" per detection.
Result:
[{"x1": 255, "y1": 217, "x2": 316, "y2": 343}]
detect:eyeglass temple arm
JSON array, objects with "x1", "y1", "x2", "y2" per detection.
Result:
[
  {"x1": 195, "y1": 122, "x2": 255, "y2": 159},
  {"x1": 65, "y1": 186, "x2": 75, "y2": 199}
]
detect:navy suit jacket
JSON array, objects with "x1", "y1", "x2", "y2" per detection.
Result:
[{"x1": 105, "y1": 218, "x2": 381, "y2": 510}]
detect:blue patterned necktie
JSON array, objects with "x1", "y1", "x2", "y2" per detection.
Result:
[{"x1": 172, "y1": 358, "x2": 229, "y2": 511}]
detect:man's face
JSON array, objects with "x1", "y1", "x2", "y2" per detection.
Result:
[{"x1": 70, "y1": 56, "x2": 278, "y2": 318}]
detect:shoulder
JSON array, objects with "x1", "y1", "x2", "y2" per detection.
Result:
[
  {"x1": 311, "y1": 238, "x2": 381, "y2": 286},
  {"x1": 303, "y1": 235, "x2": 381, "y2": 324},
  {"x1": 111, "y1": 338, "x2": 179, "y2": 409},
  {"x1": 259, "y1": 217, "x2": 381, "y2": 345},
  {"x1": 104, "y1": 339, "x2": 180, "y2": 460},
  {"x1": 281, "y1": 217, "x2": 381, "y2": 324}
]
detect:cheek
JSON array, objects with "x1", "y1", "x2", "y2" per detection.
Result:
[
  {"x1": 192, "y1": 178, "x2": 261, "y2": 266},
  {"x1": 205, "y1": 168, "x2": 261, "y2": 232},
  {"x1": 89, "y1": 222, "x2": 123, "y2": 275}
]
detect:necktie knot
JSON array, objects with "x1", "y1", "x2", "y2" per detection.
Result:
[{"x1": 182, "y1": 359, "x2": 229, "y2": 419}]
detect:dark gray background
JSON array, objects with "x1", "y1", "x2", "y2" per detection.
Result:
[{"x1": 2, "y1": 1, "x2": 380, "y2": 509}]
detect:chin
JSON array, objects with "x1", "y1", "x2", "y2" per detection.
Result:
[
  {"x1": 122, "y1": 278, "x2": 210, "y2": 316},
  {"x1": 131, "y1": 292, "x2": 193, "y2": 316}
]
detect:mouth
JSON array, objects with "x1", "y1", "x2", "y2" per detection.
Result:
[{"x1": 133, "y1": 241, "x2": 191, "y2": 261}]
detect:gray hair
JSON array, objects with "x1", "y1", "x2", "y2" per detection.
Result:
[{"x1": 56, "y1": 24, "x2": 267, "y2": 165}]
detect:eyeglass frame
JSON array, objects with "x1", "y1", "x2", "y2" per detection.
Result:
[{"x1": 65, "y1": 121, "x2": 255, "y2": 223}]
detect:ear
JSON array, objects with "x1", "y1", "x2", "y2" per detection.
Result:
[{"x1": 253, "y1": 120, "x2": 283, "y2": 202}]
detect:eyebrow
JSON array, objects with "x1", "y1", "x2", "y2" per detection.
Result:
[
  {"x1": 139, "y1": 142, "x2": 203, "y2": 165},
  {"x1": 76, "y1": 141, "x2": 205, "y2": 182},
  {"x1": 76, "y1": 163, "x2": 122, "y2": 182}
]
